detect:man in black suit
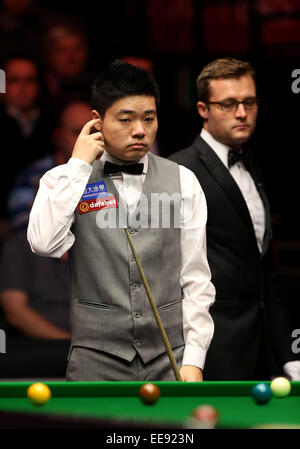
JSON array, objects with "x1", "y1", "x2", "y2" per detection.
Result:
[{"x1": 170, "y1": 57, "x2": 300, "y2": 380}]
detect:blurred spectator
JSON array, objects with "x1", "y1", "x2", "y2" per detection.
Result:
[
  {"x1": 0, "y1": 0, "x2": 58, "y2": 62},
  {"x1": 0, "y1": 229, "x2": 71, "y2": 339},
  {"x1": 42, "y1": 23, "x2": 93, "y2": 108},
  {"x1": 1, "y1": 56, "x2": 54, "y2": 161},
  {"x1": 0, "y1": 101, "x2": 19, "y2": 240},
  {"x1": 7, "y1": 101, "x2": 91, "y2": 231},
  {"x1": 0, "y1": 56, "x2": 53, "y2": 237}
]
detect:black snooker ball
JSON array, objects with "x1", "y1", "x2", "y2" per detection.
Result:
[{"x1": 139, "y1": 383, "x2": 161, "y2": 405}]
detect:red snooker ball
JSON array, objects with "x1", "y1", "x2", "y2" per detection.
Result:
[
  {"x1": 192, "y1": 405, "x2": 219, "y2": 427},
  {"x1": 139, "y1": 383, "x2": 161, "y2": 405}
]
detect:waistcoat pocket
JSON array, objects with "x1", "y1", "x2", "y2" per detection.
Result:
[
  {"x1": 158, "y1": 298, "x2": 182, "y2": 311},
  {"x1": 78, "y1": 299, "x2": 115, "y2": 310}
]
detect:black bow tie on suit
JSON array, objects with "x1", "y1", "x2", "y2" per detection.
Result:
[
  {"x1": 228, "y1": 149, "x2": 251, "y2": 168},
  {"x1": 103, "y1": 161, "x2": 144, "y2": 175}
]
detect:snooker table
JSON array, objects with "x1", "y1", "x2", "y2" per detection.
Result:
[{"x1": 0, "y1": 381, "x2": 299, "y2": 429}]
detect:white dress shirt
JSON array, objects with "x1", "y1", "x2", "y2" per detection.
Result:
[
  {"x1": 27, "y1": 151, "x2": 216, "y2": 371},
  {"x1": 201, "y1": 128, "x2": 300, "y2": 381}
]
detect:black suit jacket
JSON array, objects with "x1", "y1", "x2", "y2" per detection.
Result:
[{"x1": 170, "y1": 136, "x2": 295, "y2": 379}]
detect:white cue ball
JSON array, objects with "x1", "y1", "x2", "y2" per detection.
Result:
[{"x1": 270, "y1": 377, "x2": 291, "y2": 398}]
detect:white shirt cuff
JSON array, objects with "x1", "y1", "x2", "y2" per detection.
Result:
[{"x1": 181, "y1": 344, "x2": 207, "y2": 371}]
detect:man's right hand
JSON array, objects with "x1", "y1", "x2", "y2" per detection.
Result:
[{"x1": 72, "y1": 119, "x2": 105, "y2": 166}]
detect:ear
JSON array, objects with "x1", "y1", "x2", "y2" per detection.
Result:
[
  {"x1": 196, "y1": 101, "x2": 209, "y2": 120},
  {"x1": 91, "y1": 109, "x2": 103, "y2": 130}
]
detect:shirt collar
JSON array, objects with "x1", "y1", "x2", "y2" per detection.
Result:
[{"x1": 200, "y1": 128, "x2": 231, "y2": 168}]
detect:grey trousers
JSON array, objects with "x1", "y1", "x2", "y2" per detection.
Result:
[{"x1": 66, "y1": 345, "x2": 184, "y2": 381}]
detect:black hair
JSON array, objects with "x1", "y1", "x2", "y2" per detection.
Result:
[{"x1": 91, "y1": 59, "x2": 160, "y2": 117}]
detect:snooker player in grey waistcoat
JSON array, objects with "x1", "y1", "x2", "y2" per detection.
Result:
[{"x1": 27, "y1": 60, "x2": 215, "y2": 382}]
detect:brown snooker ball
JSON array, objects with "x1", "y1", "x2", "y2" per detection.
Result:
[
  {"x1": 139, "y1": 383, "x2": 161, "y2": 405},
  {"x1": 192, "y1": 405, "x2": 219, "y2": 427}
]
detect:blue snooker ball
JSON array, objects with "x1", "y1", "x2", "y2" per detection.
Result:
[{"x1": 251, "y1": 383, "x2": 272, "y2": 404}]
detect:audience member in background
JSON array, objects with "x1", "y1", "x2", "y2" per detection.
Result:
[
  {"x1": 0, "y1": 102, "x2": 19, "y2": 242},
  {"x1": 0, "y1": 56, "x2": 53, "y2": 237},
  {"x1": 7, "y1": 101, "x2": 91, "y2": 232},
  {"x1": 1, "y1": 56, "x2": 54, "y2": 163},
  {"x1": 42, "y1": 24, "x2": 93, "y2": 108},
  {"x1": 0, "y1": 229, "x2": 71, "y2": 339},
  {"x1": 0, "y1": 0, "x2": 58, "y2": 62}
]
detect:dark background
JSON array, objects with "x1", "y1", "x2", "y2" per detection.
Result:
[
  {"x1": 1, "y1": 0, "x2": 300, "y2": 236},
  {"x1": 40, "y1": 0, "x2": 300, "y2": 239},
  {"x1": 1, "y1": 0, "x2": 300, "y2": 353}
]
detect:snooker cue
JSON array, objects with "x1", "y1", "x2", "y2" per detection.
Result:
[{"x1": 125, "y1": 228, "x2": 183, "y2": 382}]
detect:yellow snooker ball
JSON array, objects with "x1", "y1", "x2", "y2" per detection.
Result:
[
  {"x1": 270, "y1": 377, "x2": 291, "y2": 398},
  {"x1": 27, "y1": 382, "x2": 51, "y2": 405}
]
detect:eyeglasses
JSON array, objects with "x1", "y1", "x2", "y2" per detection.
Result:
[{"x1": 206, "y1": 98, "x2": 260, "y2": 112}]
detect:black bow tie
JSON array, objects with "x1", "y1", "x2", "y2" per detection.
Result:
[
  {"x1": 103, "y1": 161, "x2": 144, "y2": 175},
  {"x1": 228, "y1": 149, "x2": 251, "y2": 168}
]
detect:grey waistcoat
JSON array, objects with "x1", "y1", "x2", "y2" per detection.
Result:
[{"x1": 69, "y1": 153, "x2": 184, "y2": 363}]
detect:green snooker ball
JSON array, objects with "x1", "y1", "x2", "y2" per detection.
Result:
[
  {"x1": 270, "y1": 377, "x2": 291, "y2": 398},
  {"x1": 251, "y1": 383, "x2": 272, "y2": 404}
]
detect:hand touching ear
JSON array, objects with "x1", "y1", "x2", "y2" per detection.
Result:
[{"x1": 72, "y1": 119, "x2": 105, "y2": 165}]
